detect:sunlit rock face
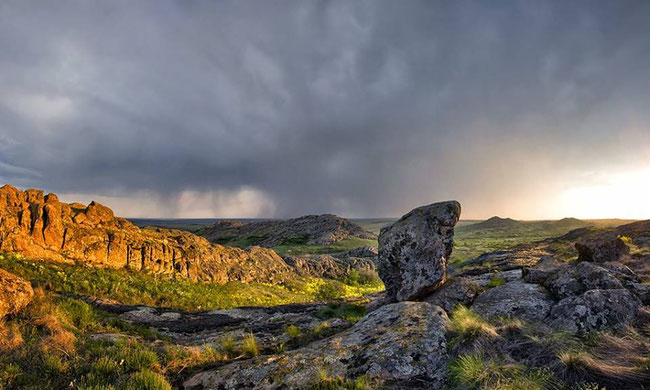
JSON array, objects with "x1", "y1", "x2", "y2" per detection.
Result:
[
  {"x1": 377, "y1": 200, "x2": 461, "y2": 301},
  {"x1": 0, "y1": 269, "x2": 33, "y2": 318},
  {"x1": 0, "y1": 184, "x2": 295, "y2": 283}
]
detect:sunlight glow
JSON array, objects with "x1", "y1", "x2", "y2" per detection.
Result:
[{"x1": 560, "y1": 167, "x2": 650, "y2": 219}]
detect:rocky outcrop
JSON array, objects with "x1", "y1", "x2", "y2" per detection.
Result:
[
  {"x1": 471, "y1": 280, "x2": 554, "y2": 323},
  {"x1": 575, "y1": 232, "x2": 630, "y2": 263},
  {"x1": 184, "y1": 302, "x2": 450, "y2": 390},
  {"x1": 0, "y1": 185, "x2": 298, "y2": 283},
  {"x1": 377, "y1": 201, "x2": 461, "y2": 301},
  {"x1": 548, "y1": 289, "x2": 640, "y2": 333},
  {"x1": 0, "y1": 269, "x2": 33, "y2": 318},
  {"x1": 283, "y1": 254, "x2": 375, "y2": 279},
  {"x1": 196, "y1": 214, "x2": 377, "y2": 247}
]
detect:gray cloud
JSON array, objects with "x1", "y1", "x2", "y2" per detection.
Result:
[{"x1": 1, "y1": 0, "x2": 650, "y2": 218}]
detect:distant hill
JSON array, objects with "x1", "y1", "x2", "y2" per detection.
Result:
[
  {"x1": 196, "y1": 214, "x2": 377, "y2": 247},
  {"x1": 464, "y1": 216, "x2": 522, "y2": 230}
]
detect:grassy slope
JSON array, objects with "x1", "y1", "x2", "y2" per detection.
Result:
[
  {"x1": 0, "y1": 254, "x2": 383, "y2": 312},
  {"x1": 0, "y1": 253, "x2": 382, "y2": 389}
]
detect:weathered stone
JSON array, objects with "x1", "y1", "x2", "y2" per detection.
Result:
[
  {"x1": 424, "y1": 277, "x2": 480, "y2": 313},
  {"x1": 468, "y1": 269, "x2": 522, "y2": 287},
  {"x1": 0, "y1": 269, "x2": 34, "y2": 318},
  {"x1": 544, "y1": 266, "x2": 584, "y2": 300},
  {"x1": 184, "y1": 302, "x2": 450, "y2": 390},
  {"x1": 522, "y1": 266, "x2": 558, "y2": 284},
  {"x1": 575, "y1": 262, "x2": 624, "y2": 291},
  {"x1": 378, "y1": 201, "x2": 461, "y2": 301},
  {"x1": 575, "y1": 233, "x2": 629, "y2": 263},
  {"x1": 548, "y1": 289, "x2": 640, "y2": 333},
  {"x1": 471, "y1": 280, "x2": 553, "y2": 323}
]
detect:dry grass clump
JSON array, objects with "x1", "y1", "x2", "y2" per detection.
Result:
[
  {"x1": 0, "y1": 320, "x2": 24, "y2": 352},
  {"x1": 556, "y1": 329, "x2": 650, "y2": 388},
  {"x1": 163, "y1": 344, "x2": 225, "y2": 374}
]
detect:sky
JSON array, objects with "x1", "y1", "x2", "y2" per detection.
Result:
[{"x1": 1, "y1": 0, "x2": 650, "y2": 220}]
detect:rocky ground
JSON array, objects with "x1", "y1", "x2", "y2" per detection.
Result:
[{"x1": 1, "y1": 195, "x2": 650, "y2": 389}]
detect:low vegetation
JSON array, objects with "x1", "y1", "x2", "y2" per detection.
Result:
[
  {"x1": 447, "y1": 306, "x2": 650, "y2": 390},
  {"x1": 0, "y1": 253, "x2": 383, "y2": 312}
]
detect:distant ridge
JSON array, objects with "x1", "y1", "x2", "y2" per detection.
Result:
[
  {"x1": 196, "y1": 214, "x2": 377, "y2": 247},
  {"x1": 466, "y1": 216, "x2": 522, "y2": 230}
]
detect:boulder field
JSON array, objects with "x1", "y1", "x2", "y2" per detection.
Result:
[
  {"x1": 0, "y1": 185, "x2": 375, "y2": 283},
  {"x1": 181, "y1": 202, "x2": 650, "y2": 389}
]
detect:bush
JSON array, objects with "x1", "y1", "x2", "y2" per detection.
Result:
[
  {"x1": 316, "y1": 280, "x2": 347, "y2": 301},
  {"x1": 242, "y1": 333, "x2": 259, "y2": 356},
  {"x1": 124, "y1": 369, "x2": 172, "y2": 390}
]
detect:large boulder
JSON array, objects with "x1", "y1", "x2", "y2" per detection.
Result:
[
  {"x1": 548, "y1": 289, "x2": 640, "y2": 333},
  {"x1": 378, "y1": 201, "x2": 461, "y2": 301},
  {"x1": 0, "y1": 269, "x2": 34, "y2": 318},
  {"x1": 575, "y1": 232, "x2": 630, "y2": 263},
  {"x1": 184, "y1": 302, "x2": 450, "y2": 390},
  {"x1": 471, "y1": 280, "x2": 554, "y2": 323}
]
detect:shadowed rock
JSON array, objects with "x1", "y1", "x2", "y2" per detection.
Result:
[
  {"x1": 424, "y1": 277, "x2": 480, "y2": 313},
  {"x1": 471, "y1": 280, "x2": 554, "y2": 323},
  {"x1": 378, "y1": 201, "x2": 461, "y2": 301},
  {"x1": 575, "y1": 232, "x2": 630, "y2": 263}
]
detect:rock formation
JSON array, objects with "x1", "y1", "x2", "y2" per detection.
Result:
[
  {"x1": 196, "y1": 214, "x2": 377, "y2": 247},
  {"x1": 444, "y1": 219, "x2": 650, "y2": 333},
  {"x1": 377, "y1": 200, "x2": 461, "y2": 301},
  {"x1": 283, "y1": 254, "x2": 375, "y2": 279},
  {"x1": 0, "y1": 185, "x2": 298, "y2": 283},
  {"x1": 0, "y1": 269, "x2": 33, "y2": 318},
  {"x1": 184, "y1": 302, "x2": 450, "y2": 390}
]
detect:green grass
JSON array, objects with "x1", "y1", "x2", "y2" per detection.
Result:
[
  {"x1": 0, "y1": 253, "x2": 383, "y2": 312},
  {"x1": 449, "y1": 353, "x2": 553, "y2": 390},
  {"x1": 272, "y1": 237, "x2": 378, "y2": 256}
]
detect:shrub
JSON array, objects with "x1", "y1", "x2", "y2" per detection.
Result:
[
  {"x1": 124, "y1": 369, "x2": 172, "y2": 390},
  {"x1": 220, "y1": 336, "x2": 236, "y2": 357},
  {"x1": 485, "y1": 277, "x2": 506, "y2": 289},
  {"x1": 242, "y1": 332, "x2": 259, "y2": 356},
  {"x1": 316, "y1": 280, "x2": 347, "y2": 301},
  {"x1": 286, "y1": 325, "x2": 302, "y2": 338}
]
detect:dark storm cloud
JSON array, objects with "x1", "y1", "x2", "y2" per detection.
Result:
[{"x1": 1, "y1": 0, "x2": 650, "y2": 218}]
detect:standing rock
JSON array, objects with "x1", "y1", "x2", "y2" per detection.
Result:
[
  {"x1": 378, "y1": 201, "x2": 461, "y2": 301},
  {"x1": 184, "y1": 302, "x2": 450, "y2": 390},
  {"x1": 0, "y1": 269, "x2": 34, "y2": 318}
]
